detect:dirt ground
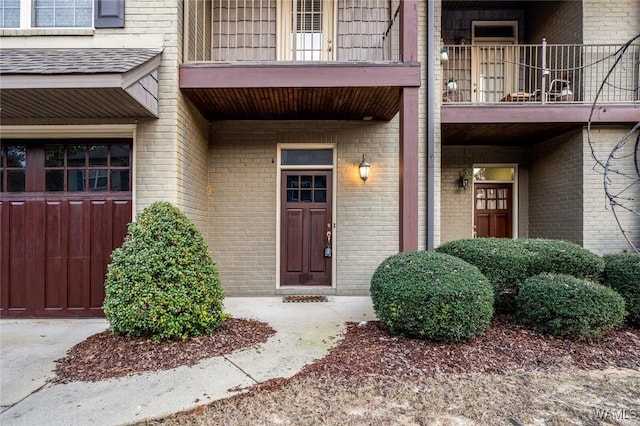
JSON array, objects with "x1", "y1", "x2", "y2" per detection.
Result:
[
  {"x1": 144, "y1": 318, "x2": 640, "y2": 426},
  {"x1": 153, "y1": 368, "x2": 640, "y2": 425}
]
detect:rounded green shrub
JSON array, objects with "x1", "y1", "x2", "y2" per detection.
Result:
[
  {"x1": 103, "y1": 202, "x2": 225, "y2": 342},
  {"x1": 516, "y1": 273, "x2": 626, "y2": 340},
  {"x1": 370, "y1": 251, "x2": 494, "y2": 342},
  {"x1": 436, "y1": 238, "x2": 604, "y2": 312},
  {"x1": 521, "y1": 239, "x2": 604, "y2": 281},
  {"x1": 435, "y1": 238, "x2": 531, "y2": 297},
  {"x1": 602, "y1": 253, "x2": 640, "y2": 326}
]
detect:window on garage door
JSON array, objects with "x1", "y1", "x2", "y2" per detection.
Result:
[{"x1": 0, "y1": 139, "x2": 133, "y2": 318}]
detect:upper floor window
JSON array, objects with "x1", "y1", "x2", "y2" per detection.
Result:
[
  {"x1": 34, "y1": 0, "x2": 93, "y2": 28},
  {"x1": 0, "y1": 0, "x2": 20, "y2": 28},
  {"x1": 0, "y1": 0, "x2": 91, "y2": 28},
  {"x1": 0, "y1": 0, "x2": 124, "y2": 29}
]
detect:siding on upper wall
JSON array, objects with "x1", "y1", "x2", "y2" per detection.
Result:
[
  {"x1": 441, "y1": 8, "x2": 525, "y2": 44},
  {"x1": 208, "y1": 120, "x2": 400, "y2": 296},
  {"x1": 582, "y1": 126, "x2": 640, "y2": 254},
  {"x1": 528, "y1": 130, "x2": 584, "y2": 245},
  {"x1": 525, "y1": 1, "x2": 582, "y2": 44}
]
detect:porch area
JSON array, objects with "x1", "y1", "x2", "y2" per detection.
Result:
[
  {"x1": 440, "y1": 42, "x2": 640, "y2": 105},
  {"x1": 180, "y1": 0, "x2": 419, "y2": 121}
]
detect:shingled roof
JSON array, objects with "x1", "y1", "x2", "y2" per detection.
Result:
[
  {"x1": 0, "y1": 48, "x2": 163, "y2": 119},
  {"x1": 0, "y1": 48, "x2": 162, "y2": 74}
]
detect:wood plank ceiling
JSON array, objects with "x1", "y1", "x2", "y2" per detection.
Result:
[{"x1": 181, "y1": 86, "x2": 401, "y2": 121}]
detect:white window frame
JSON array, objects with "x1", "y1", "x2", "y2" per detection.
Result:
[
  {"x1": 10, "y1": 0, "x2": 94, "y2": 29},
  {"x1": 277, "y1": 0, "x2": 336, "y2": 61}
]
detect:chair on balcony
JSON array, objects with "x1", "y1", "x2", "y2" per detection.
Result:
[{"x1": 532, "y1": 78, "x2": 574, "y2": 102}]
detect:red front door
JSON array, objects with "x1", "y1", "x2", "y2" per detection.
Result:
[
  {"x1": 281, "y1": 171, "x2": 332, "y2": 286},
  {"x1": 474, "y1": 183, "x2": 512, "y2": 238}
]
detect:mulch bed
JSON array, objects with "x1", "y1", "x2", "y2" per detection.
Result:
[
  {"x1": 300, "y1": 316, "x2": 640, "y2": 380},
  {"x1": 51, "y1": 318, "x2": 275, "y2": 384},
  {"x1": 52, "y1": 315, "x2": 640, "y2": 387}
]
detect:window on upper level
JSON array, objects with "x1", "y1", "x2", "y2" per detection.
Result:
[{"x1": 0, "y1": 0, "x2": 124, "y2": 29}]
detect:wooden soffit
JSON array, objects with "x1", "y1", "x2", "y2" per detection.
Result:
[{"x1": 179, "y1": 62, "x2": 421, "y2": 121}]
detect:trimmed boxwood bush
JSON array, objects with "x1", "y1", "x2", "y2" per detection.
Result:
[
  {"x1": 436, "y1": 238, "x2": 604, "y2": 312},
  {"x1": 103, "y1": 202, "x2": 225, "y2": 342},
  {"x1": 370, "y1": 251, "x2": 494, "y2": 342},
  {"x1": 602, "y1": 253, "x2": 640, "y2": 326},
  {"x1": 521, "y1": 239, "x2": 604, "y2": 280},
  {"x1": 516, "y1": 273, "x2": 626, "y2": 340}
]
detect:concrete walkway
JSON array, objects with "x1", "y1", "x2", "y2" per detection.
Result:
[{"x1": 0, "y1": 297, "x2": 376, "y2": 426}]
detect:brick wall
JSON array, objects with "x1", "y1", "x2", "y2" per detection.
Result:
[
  {"x1": 528, "y1": 130, "x2": 584, "y2": 245},
  {"x1": 583, "y1": 0, "x2": 640, "y2": 44},
  {"x1": 582, "y1": 126, "x2": 640, "y2": 254},
  {"x1": 432, "y1": 0, "x2": 442, "y2": 248},
  {"x1": 208, "y1": 120, "x2": 400, "y2": 296}
]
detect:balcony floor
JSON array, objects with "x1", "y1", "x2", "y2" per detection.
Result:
[
  {"x1": 179, "y1": 62, "x2": 421, "y2": 121},
  {"x1": 441, "y1": 103, "x2": 639, "y2": 145}
]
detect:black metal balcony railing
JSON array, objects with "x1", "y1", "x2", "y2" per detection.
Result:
[
  {"x1": 441, "y1": 42, "x2": 640, "y2": 104},
  {"x1": 184, "y1": 0, "x2": 401, "y2": 63}
]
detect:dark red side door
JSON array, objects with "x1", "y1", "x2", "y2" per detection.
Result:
[{"x1": 281, "y1": 170, "x2": 332, "y2": 286}]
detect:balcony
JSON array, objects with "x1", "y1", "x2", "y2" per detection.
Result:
[
  {"x1": 440, "y1": 42, "x2": 640, "y2": 144},
  {"x1": 180, "y1": 0, "x2": 420, "y2": 121},
  {"x1": 441, "y1": 42, "x2": 640, "y2": 105}
]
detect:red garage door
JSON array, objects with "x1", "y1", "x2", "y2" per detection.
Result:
[{"x1": 0, "y1": 140, "x2": 132, "y2": 318}]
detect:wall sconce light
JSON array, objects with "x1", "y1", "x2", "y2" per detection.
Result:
[
  {"x1": 359, "y1": 154, "x2": 370, "y2": 183},
  {"x1": 458, "y1": 169, "x2": 470, "y2": 190},
  {"x1": 440, "y1": 46, "x2": 449, "y2": 61}
]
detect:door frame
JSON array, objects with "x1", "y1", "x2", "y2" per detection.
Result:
[
  {"x1": 471, "y1": 163, "x2": 518, "y2": 239},
  {"x1": 276, "y1": 143, "x2": 337, "y2": 289},
  {"x1": 471, "y1": 21, "x2": 518, "y2": 102},
  {"x1": 277, "y1": 0, "x2": 337, "y2": 61}
]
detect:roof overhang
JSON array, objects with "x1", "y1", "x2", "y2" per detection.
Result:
[
  {"x1": 0, "y1": 49, "x2": 162, "y2": 120},
  {"x1": 179, "y1": 62, "x2": 421, "y2": 121}
]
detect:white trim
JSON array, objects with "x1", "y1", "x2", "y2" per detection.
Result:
[
  {"x1": 276, "y1": 143, "x2": 337, "y2": 289},
  {"x1": 472, "y1": 163, "x2": 519, "y2": 239},
  {"x1": 0, "y1": 124, "x2": 136, "y2": 138}
]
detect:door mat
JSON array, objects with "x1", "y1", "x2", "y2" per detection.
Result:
[{"x1": 282, "y1": 295, "x2": 328, "y2": 303}]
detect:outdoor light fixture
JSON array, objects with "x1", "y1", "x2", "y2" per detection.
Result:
[
  {"x1": 440, "y1": 46, "x2": 449, "y2": 61},
  {"x1": 458, "y1": 169, "x2": 470, "y2": 190},
  {"x1": 359, "y1": 154, "x2": 370, "y2": 183}
]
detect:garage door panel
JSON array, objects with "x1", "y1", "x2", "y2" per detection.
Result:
[
  {"x1": 67, "y1": 257, "x2": 90, "y2": 309},
  {"x1": 90, "y1": 200, "x2": 109, "y2": 308},
  {"x1": 67, "y1": 200, "x2": 90, "y2": 258},
  {"x1": 45, "y1": 201, "x2": 67, "y2": 309},
  {"x1": 6, "y1": 201, "x2": 28, "y2": 310},
  {"x1": 113, "y1": 200, "x2": 132, "y2": 248}
]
